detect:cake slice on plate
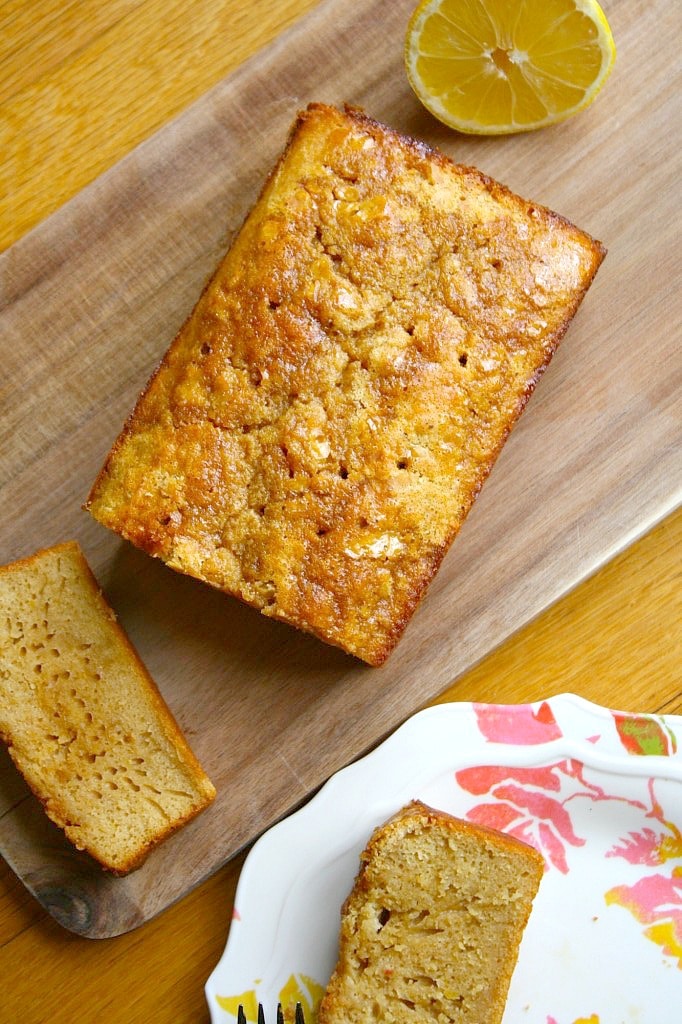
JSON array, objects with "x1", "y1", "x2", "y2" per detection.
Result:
[{"x1": 318, "y1": 800, "x2": 544, "y2": 1023}]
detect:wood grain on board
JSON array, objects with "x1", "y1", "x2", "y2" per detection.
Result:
[{"x1": 0, "y1": 0, "x2": 680, "y2": 940}]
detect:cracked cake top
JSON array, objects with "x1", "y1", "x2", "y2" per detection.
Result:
[{"x1": 86, "y1": 103, "x2": 605, "y2": 665}]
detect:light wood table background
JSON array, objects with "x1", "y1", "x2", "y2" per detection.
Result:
[{"x1": 1, "y1": 2, "x2": 680, "y2": 1021}]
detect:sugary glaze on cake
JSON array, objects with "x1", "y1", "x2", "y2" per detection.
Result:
[
  {"x1": 318, "y1": 801, "x2": 545, "y2": 1024},
  {"x1": 86, "y1": 103, "x2": 605, "y2": 665}
]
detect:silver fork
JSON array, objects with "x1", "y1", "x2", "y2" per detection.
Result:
[{"x1": 237, "y1": 1005, "x2": 305, "y2": 1024}]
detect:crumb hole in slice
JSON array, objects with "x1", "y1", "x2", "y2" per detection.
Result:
[{"x1": 377, "y1": 907, "x2": 391, "y2": 929}]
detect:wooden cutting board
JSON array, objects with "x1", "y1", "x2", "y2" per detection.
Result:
[{"x1": 0, "y1": 0, "x2": 679, "y2": 938}]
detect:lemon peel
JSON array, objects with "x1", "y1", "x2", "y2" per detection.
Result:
[{"x1": 405, "y1": 0, "x2": 616, "y2": 134}]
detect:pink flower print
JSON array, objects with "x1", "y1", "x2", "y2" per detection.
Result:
[
  {"x1": 607, "y1": 827, "x2": 664, "y2": 867},
  {"x1": 456, "y1": 760, "x2": 589, "y2": 873},
  {"x1": 607, "y1": 783, "x2": 682, "y2": 867},
  {"x1": 605, "y1": 868, "x2": 682, "y2": 967},
  {"x1": 473, "y1": 701, "x2": 562, "y2": 745},
  {"x1": 535, "y1": 820, "x2": 572, "y2": 875},
  {"x1": 605, "y1": 800, "x2": 682, "y2": 966},
  {"x1": 456, "y1": 764, "x2": 564, "y2": 796}
]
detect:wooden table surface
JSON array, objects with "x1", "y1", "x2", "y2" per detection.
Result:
[{"x1": 1, "y1": 2, "x2": 680, "y2": 1021}]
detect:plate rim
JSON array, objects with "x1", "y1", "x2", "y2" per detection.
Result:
[{"x1": 205, "y1": 692, "x2": 682, "y2": 1020}]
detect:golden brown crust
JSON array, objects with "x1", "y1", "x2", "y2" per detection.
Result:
[
  {"x1": 366, "y1": 798, "x2": 545, "y2": 864},
  {"x1": 0, "y1": 541, "x2": 215, "y2": 874},
  {"x1": 86, "y1": 103, "x2": 605, "y2": 665}
]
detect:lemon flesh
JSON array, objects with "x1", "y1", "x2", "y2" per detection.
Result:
[{"x1": 405, "y1": 0, "x2": 616, "y2": 134}]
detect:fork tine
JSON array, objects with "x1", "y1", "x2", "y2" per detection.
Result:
[{"x1": 236, "y1": 1001, "x2": 305, "y2": 1023}]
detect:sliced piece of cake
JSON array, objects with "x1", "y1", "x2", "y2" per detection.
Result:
[
  {"x1": 0, "y1": 541, "x2": 215, "y2": 874},
  {"x1": 318, "y1": 800, "x2": 544, "y2": 1024},
  {"x1": 86, "y1": 102, "x2": 605, "y2": 665}
]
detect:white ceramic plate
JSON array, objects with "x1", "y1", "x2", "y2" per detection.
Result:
[{"x1": 206, "y1": 694, "x2": 682, "y2": 1023}]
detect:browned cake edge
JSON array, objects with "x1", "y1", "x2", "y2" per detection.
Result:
[
  {"x1": 84, "y1": 107, "x2": 318, "y2": 523},
  {"x1": 0, "y1": 540, "x2": 216, "y2": 874},
  {"x1": 339, "y1": 798, "x2": 546, "y2": 918},
  {"x1": 85, "y1": 103, "x2": 606, "y2": 667}
]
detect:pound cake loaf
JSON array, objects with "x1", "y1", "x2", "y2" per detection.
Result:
[
  {"x1": 86, "y1": 102, "x2": 605, "y2": 665},
  {"x1": 0, "y1": 541, "x2": 215, "y2": 874},
  {"x1": 319, "y1": 800, "x2": 544, "y2": 1024}
]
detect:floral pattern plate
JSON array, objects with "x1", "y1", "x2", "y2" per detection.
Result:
[{"x1": 206, "y1": 694, "x2": 682, "y2": 1023}]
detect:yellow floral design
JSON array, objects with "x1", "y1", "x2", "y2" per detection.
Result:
[
  {"x1": 660, "y1": 820, "x2": 682, "y2": 862},
  {"x1": 216, "y1": 989, "x2": 259, "y2": 1019},
  {"x1": 279, "y1": 974, "x2": 325, "y2": 1021},
  {"x1": 216, "y1": 973, "x2": 325, "y2": 1022}
]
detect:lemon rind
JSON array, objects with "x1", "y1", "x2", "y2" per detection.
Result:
[{"x1": 404, "y1": 0, "x2": 617, "y2": 135}]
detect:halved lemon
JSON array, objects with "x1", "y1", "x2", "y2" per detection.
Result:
[{"x1": 405, "y1": 0, "x2": 616, "y2": 134}]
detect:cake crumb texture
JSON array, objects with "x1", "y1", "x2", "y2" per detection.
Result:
[
  {"x1": 0, "y1": 541, "x2": 215, "y2": 874},
  {"x1": 318, "y1": 800, "x2": 545, "y2": 1024},
  {"x1": 86, "y1": 102, "x2": 605, "y2": 665}
]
